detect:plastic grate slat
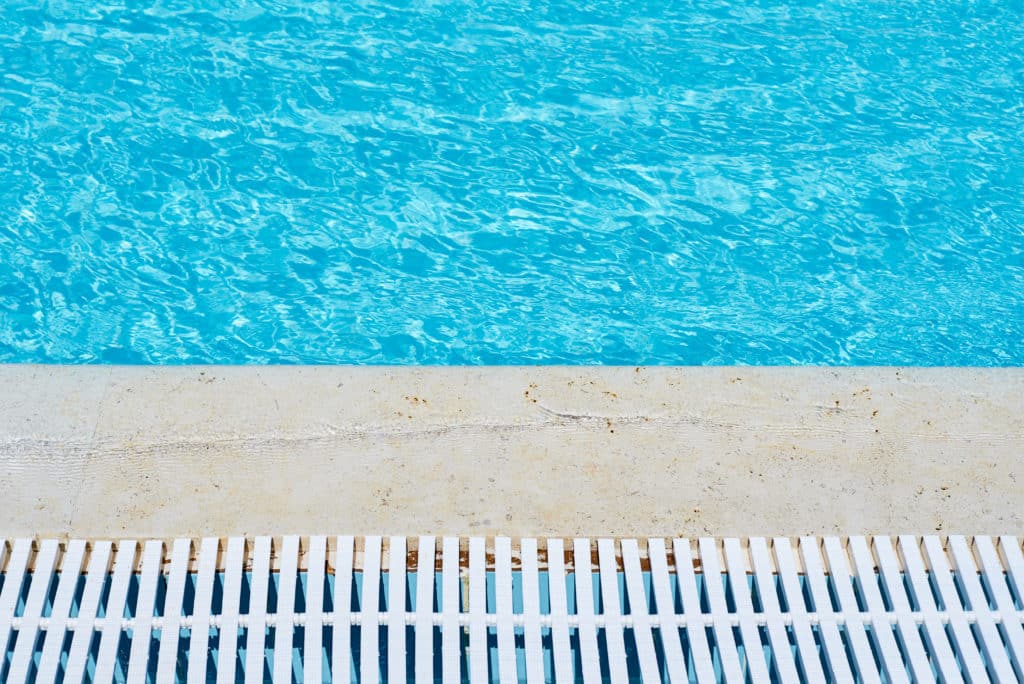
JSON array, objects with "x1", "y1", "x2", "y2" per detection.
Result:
[
  {"x1": 748, "y1": 537, "x2": 801, "y2": 683},
  {"x1": 520, "y1": 538, "x2": 545, "y2": 684},
  {"x1": 305, "y1": 536, "x2": 327, "y2": 684},
  {"x1": 332, "y1": 536, "x2": 355, "y2": 683},
  {"x1": 128, "y1": 541, "x2": 167, "y2": 684},
  {"x1": 547, "y1": 538, "x2": 574, "y2": 682},
  {"x1": 820, "y1": 537, "x2": 883, "y2": 684},
  {"x1": 243, "y1": 536, "x2": 272, "y2": 684},
  {"x1": 947, "y1": 535, "x2": 1017, "y2": 682},
  {"x1": 723, "y1": 538, "x2": 772, "y2": 683},
  {"x1": 910, "y1": 535, "x2": 982, "y2": 682},
  {"x1": 495, "y1": 537, "x2": 518, "y2": 684},
  {"x1": 675, "y1": 538, "x2": 717, "y2": 684},
  {"x1": 360, "y1": 536, "x2": 383, "y2": 684},
  {"x1": 216, "y1": 537, "x2": 246, "y2": 684},
  {"x1": 598, "y1": 538, "x2": 629, "y2": 684},
  {"x1": 698, "y1": 537, "x2": 745, "y2": 682},
  {"x1": 799, "y1": 537, "x2": 856, "y2": 682},
  {"x1": 187, "y1": 538, "x2": 219, "y2": 684},
  {"x1": 414, "y1": 536, "x2": 435, "y2": 684},
  {"x1": 896, "y1": 535, "x2": 964, "y2": 682},
  {"x1": 468, "y1": 536, "x2": 488, "y2": 683},
  {"x1": 388, "y1": 536, "x2": 407, "y2": 684},
  {"x1": 622, "y1": 539, "x2": 659, "y2": 682},
  {"x1": 649, "y1": 538, "x2": 689, "y2": 684},
  {"x1": 64, "y1": 540, "x2": 113, "y2": 683},
  {"x1": 573, "y1": 538, "x2": 602, "y2": 684},
  {"x1": 975, "y1": 536, "x2": 1024, "y2": 679},
  {"x1": 440, "y1": 536, "x2": 460, "y2": 684},
  {"x1": 0, "y1": 539, "x2": 32, "y2": 678},
  {"x1": 35, "y1": 540, "x2": 87, "y2": 684},
  {"x1": 93, "y1": 540, "x2": 137, "y2": 683},
  {"x1": 773, "y1": 537, "x2": 827, "y2": 682},
  {"x1": 872, "y1": 535, "x2": 935, "y2": 682},
  {"x1": 273, "y1": 536, "x2": 300, "y2": 684},
  {"x1": 6, "y1": 539, "x2": 59, "y2": 684}
]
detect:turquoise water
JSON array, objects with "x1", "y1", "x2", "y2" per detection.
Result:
[{"x1": 1, "y1": 1, "x2": 1022, "y2": 365}]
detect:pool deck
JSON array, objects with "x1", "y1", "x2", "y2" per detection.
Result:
[{"x1": 1, "y1": 365, "x2": 1022, "y2": 539}]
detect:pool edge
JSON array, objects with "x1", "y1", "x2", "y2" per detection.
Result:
[{"x1": 2, "y1": 364, "x2": 1022, "y2": 538}]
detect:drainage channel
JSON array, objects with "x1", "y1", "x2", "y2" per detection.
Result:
[{"x1": 1, "y1": 535, "x2": 1022, "y2": 682}]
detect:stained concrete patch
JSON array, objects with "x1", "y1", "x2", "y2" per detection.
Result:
[
  {"x1": 0, "y1": 365, "x2": 111, "y2": 531},
  {"x1": 0, "y1": 364, "x2": 111, "y2": 441},
  {"x1": 1, "y1": 366, "x2": 1022, "y2": 538}
]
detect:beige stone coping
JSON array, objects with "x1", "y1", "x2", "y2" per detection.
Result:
[{"x1": 1, "y1": 365, "x2": 1021, "y2": 539}]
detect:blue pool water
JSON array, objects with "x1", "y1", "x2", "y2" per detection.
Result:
[{"x1": 1, "y1": 1, "x2": 1022, "y2": 365}]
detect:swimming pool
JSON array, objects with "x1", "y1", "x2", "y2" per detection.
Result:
[{"x1": 1, "y1": 0, "x2": 1022, "y2": 365}]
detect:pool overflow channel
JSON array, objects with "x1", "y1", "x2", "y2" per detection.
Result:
[{"x1": 1, "y1": 535, "x2": 1024, "y2": 682}]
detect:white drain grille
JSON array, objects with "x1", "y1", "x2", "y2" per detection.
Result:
[{"x1": 2, "y1": 535, "x2": 1024, "y2": 682}]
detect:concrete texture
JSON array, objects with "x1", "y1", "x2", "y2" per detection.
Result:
[{"x1": 1, "y1": 365, "x2": 1022, "y2": 538}]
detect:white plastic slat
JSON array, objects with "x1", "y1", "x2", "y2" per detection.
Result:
[
  {"x1": 305, "y1": 536, "x2": 327, "y2": 684},
  {"x1": 820, "y1": 537, "x2": 885, "y2": 684},
  {"x1": 0, "y1": 542, "x2": 12, "y2": 675},
  {"x1": 897, "y1": 536, "x2": 966, "y2": 679},
  {"x1": 856, "y1": 536, "x2": 937, "y2": 679},
  {"x1": 469, "y1": 536, "x2": 488, "y2": 683},
  {"x1": 772, "y1": 537, "x2": 827, "y2": 682},
  {"x1": 94, "y1": 540, "x2": 139, "y2": 683},
  {"x1": 547, "y1": 538, "x2": 574, "y2": 682},
  {"x1": 441, "y1": 536, "x2": 461, "y2": 684},
  {"x1": 216, "y1": 537, "x2": 247, "y2": 684},
  {"x1": 35, "y1": 540, "x2": 87, "y2": 684},
  {"x1": 7, "y1": 539, "x2": 60, "y2": 684},
  {"x1": 798, "y1": 537, "x2": 856, "y2": 683},
  {"x1": 976, "y1": 536, "x2": 1024, "y2": 679},
  {"x1": 520, "y1": 538, "x2": 545, "y2": 684},
  {"x1": 64, "y1": 540, "x2": 114, "y2": 683},
  {"x1": 917, "y1": 536, "x2": 987, "y2": 679},
  {"x1": 622, "y1": 538, "x2": 660, "y2": 683},
  {"x1": 999, "y1": 536, "x2": 1024, "y2": 607},
  {"x1": 361, "y1": 535, "x2": 383, "y2": 684},
  {"x1": 699, "y1": 537, "x2": 745, "y2": 683},
  {"x1": 126, "y1": 541, "x2": 165, "y2": 684},
  {"x1": 388, "y1": 536, "x2": 408, "y2": 684},
  {"x1": 573, "y1": 538, "x2": 602, "y2": 684},
  {"x1": 244, "y1": 536, "x2": 272, "y2": 684},
  {"x1": 598, "y1": 538, "x2": 629, "y2": 684},
  {"x1": 186, "y1": 538, "x2": 219, "y2": 684},
  {"x1": 844, "y1": 536, "x2": 912, "y2": 684},
  {"x1": 156, "y1": 539, "x2": 193, "y2": 682},
  {"x1": 722, "y1": 539, "x2": 772, "y2": 683},
  {"x1": 333, "y1": 536, "x2": 356, "y2": 683},
  {"x1": 495, "y1": 536, "x2": 518, "y2": 684},
  {"x1": 674, "y1": 538, "x2": 717, "y2": 684},
  {"x1": 0, "y1": 539, "x2": 31, "y2": 669},
  {"x1": 880, "y1": 536, "x2": 942, "y2": 679},
  {"x1": 648, "y1": 538, "x2": 688, "y2": 684},
  {"x1": 748, "y1": 537, "x2": 801, "y2": 683},
  {"x1": 947, "y1": 535, "x2": 1017, "y2": 681},
  {"x1": 273, "y1": 536, "x2": 300, "y2": 684},
  {"x1": 415, "y1": 536, "x2": 436, "y2": 684}
]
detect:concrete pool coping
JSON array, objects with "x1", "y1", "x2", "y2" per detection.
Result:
[{"x1": 1, "y1": 365, "x2": 1022, "y2": 539}]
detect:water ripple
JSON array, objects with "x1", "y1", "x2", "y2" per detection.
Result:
[{"x1": 1, "y1": 0, "x2": 1022, "y2": 364}]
